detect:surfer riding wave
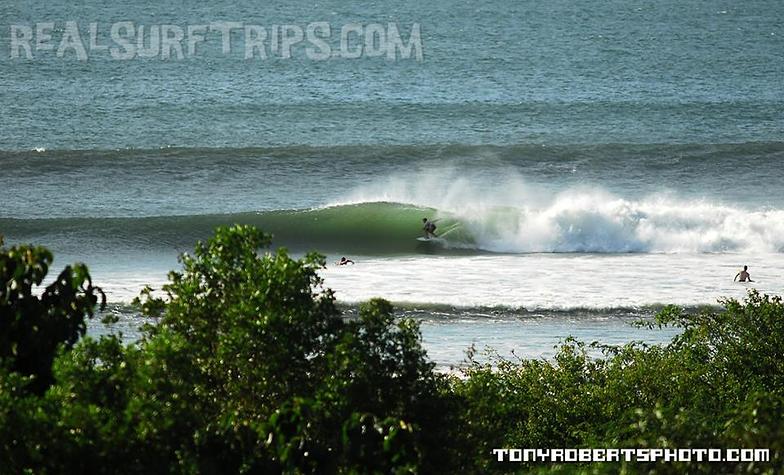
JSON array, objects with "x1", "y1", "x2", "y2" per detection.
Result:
[{"x1": 422, "y1": 217, "x2": 438, "y2": 239}]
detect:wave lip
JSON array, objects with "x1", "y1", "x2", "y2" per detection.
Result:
[{"x1": 329, "y1": 189, "x2": 784, "y2": 255}]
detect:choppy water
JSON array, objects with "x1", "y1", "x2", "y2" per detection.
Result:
[{"x1": 2, "y1": 0, "x2": 783, "y2": 363}]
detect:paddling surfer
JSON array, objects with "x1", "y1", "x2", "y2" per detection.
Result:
[
  {"x1": 734, "y1": 265, "x2": 754, "y2": 282},
  {"x1": 336, "y1": 257, "x2": 355, "y2": 266}
]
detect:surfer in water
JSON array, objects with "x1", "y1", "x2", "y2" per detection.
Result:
[
  {"x1": 734, "y1": 265, "x2": 754, "y2": 282},
  {"x1": 422, "y1": 218, "x2": 438, "y2": 239},
  {"x1": 336, "y1": 256, "x2": 355, "y2": 266}
]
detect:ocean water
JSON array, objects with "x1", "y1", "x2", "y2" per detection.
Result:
[{"x1": 2, "y1": 0, "x2": 783, "y2": 366}]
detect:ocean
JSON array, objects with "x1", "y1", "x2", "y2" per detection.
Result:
[{"x1": 2, "y1": 0, "x2": 783, "y2": 367}]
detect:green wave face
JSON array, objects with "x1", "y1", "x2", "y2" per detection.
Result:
[
  {"x1": 0, "y1": 202, "x2": 477, "y2": 256},
  {"x1": 256, "y1": 202, "x2": 475, "y2": 255}
]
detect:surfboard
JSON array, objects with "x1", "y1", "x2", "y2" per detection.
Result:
[{"x1": 417, "y1": 237, "x2": 446, "y2": 243}]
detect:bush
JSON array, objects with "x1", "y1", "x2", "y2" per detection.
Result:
[
  {"x1": 1, "y1": 225, "x2": 454, "y2": 473},
  {"x1": 0, "y1": 239, "x2": 105, "y2": 394},
  {"x1": 454, "y1": 292, "x2": 784, "y2": 473}
]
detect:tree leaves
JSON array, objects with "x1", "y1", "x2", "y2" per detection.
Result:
[{"x1": 1, "y1": 242, "x2": 104, "y2": 394}]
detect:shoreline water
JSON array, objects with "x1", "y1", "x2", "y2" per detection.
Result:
[
  {"x1": 43, "y1": 251, "x2": 780, "y2": 308},
  {"x1": 90, "y1": 301, "x2": 684, "y2": 369}
]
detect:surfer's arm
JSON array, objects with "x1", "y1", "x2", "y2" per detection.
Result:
[{"x1": 733, "y1": 273, "x2": 739, "y2": 281}]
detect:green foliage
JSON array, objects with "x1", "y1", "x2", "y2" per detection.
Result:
[
  {"x1": 1, "y1": 225, "x2": 452, "y2": 473},
  {"x1": 0, "y1": 241, "x2": 105, "y2": 393},
  {"x1": 454, "y1": 291, "x2": 784, "y2": 473}
]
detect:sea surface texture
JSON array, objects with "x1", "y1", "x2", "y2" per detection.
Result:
[{"x1": 2, "y1": 0, "x2": 782, "y2": 365}]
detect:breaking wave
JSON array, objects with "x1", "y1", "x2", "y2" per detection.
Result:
[{"x1": 4, "y1": 195, "x2": 784, "y2": 255}]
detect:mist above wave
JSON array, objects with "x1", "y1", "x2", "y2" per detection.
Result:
[{"x1": 334, "y1": 168, "x2": 784, "y2": 254}]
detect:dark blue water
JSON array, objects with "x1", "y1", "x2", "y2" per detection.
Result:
[{"x1": 1, "y1": 0, "x2": 782, "y2": 149}]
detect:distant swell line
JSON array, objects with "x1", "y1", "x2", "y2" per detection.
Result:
[{"x1": 2, "y1": 141, "x2": 784, "y2": 162}]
